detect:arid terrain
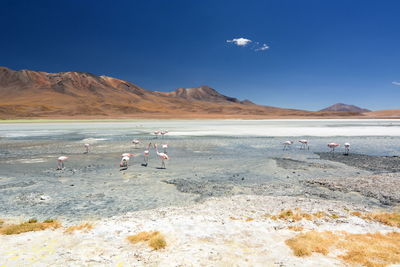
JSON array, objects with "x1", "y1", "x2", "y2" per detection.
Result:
[{"x1": 2, "y1": 67, "x2": 396, "y2": 120}]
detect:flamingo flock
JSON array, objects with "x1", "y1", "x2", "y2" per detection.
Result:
[
  {"x1": 283, "y1": 139, "x2": 351, "y2": 155},
  {"x1": 56, "y1": 130, "x2": 171, "y2": 170},
  {"x1": 54, "y1": 128, "x2": 353, "y2": 171}
]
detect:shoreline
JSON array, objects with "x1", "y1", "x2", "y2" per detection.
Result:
[{"x1": 1, "y1": 117, "x2": 400, "y2": 123}]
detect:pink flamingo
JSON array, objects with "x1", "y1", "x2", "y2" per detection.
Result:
[
  {"x1": 299, "y1": 139, "x2": 309, "y2": 150},
  {"x1": 153, "y1": 131, "x2": 160, "y2": 138},
  {"x1": 344, "y1": 142, "x2": 350, "y2": 155},
  {"x1": 283, "y1": 141, "x2": 293, "y2": 150},
  {"x1": 154, "y1": 144, "x2": 169, "y2": 169},
  {"x1": 132, "y1": 139, "x2": 140, "y2": 148},
  {"x1": 327, "y1": 143, "x2": 340, "y2": 154},
  {"x1": 57, "y1": 156, "x2": 68, "y2": 170},
  {"x1": 84, "y1": 143, "x2": 90, "y2": 154},
  {"x1": 121, "y1": 153, "x2": 135, "y2": 157},
  {"x1": 162, "y1": 144, "x2": 168, "y2": 154},
  {"x1": 143, "y1": 142, "x2": 152, "y2": 166}
]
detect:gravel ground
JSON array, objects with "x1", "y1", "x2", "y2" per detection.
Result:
[
  {"x1": 305, "y1": 173, "x2": 400, "y2": 206},
  {"x1": 1, "y1": 195, "x2": 398, "y2": 267},
  {"x1": 316, "y1": 152, "x2": 400, "y2": 173}
]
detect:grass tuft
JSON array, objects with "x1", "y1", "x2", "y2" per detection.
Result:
[
  {"x1": 0, "y1": 220, "x2": 61, "y2": 235},
  {"x1": 127, "y1": 231, "x2": 167, "y2": 250},
  {"x1": 246, "y1": 217, "x2": 254, "y2": 222},
  {"x1": 277, "y1": 209, "x2": 323, "y2": 222},
  {"x1": 288, "y1": 225, "x2": 304, "y2": 232},
  {"x1": 285, "y1": 230, "x2": 336, "y2": 256},
  {"x1": 351, "y1": 211, "x2": 362, "y2": 217},
  {"x1": 0, "y1": 219, "x2": 4, "y2": 225},
  {"x1": 148, "y1": 234, "x2": 167, "y2": 250},
  {"x1": 64, "y1": 223, "x2": 94, "y2": 233},
  {"x1": 286, "y1": 231, "x2": 400, "y2": 266}
]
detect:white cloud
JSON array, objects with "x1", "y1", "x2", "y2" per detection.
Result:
[
  {"x1": 227, "y1": 37, "x2": 270, "y2": 52},
  {"x1": 255, "y1": 43, "x2": 269, "y2": 51},
  {"x1": 392, "y1": 81, "x2": 400, "y2": 86},
  {"x1": 226, "y1": 38, "x2": 252, "y2": 46}
]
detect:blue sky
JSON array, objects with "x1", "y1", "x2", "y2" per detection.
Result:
[{"x1": 1, "y1": 0, "x2": 399, "y2": 110}]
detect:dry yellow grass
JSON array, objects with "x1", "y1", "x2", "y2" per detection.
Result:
[
  {"x1": 127, "y1": 231, "x2": 167, "y2": 250},
  {"x1": 363, "y1": 212, "x2": 400, "y2": 228},
  {"x1": 285, "y1": 231, "x2": 337, "y2": 256},
  {"x1": 148, "y1": 234, "x2": 167, "y2": 250},
  {"x1": 276, "y1": 209, "x2": 325, "y2": 222},
  {"x1": 246, "y1": 217, "x2": 254, "y2": 222},
  {"x1": 64, "y1": 223, "x2": 94, "y2": 233},
  {"x1": 312, "y1": 211, "x2": 328, "y2": 218},
  {"x1": 286, "y1": 231, "x2": 400, "y2": 267},
  {"x1": 330, "y1": 213, "x2": 339, "y2": 219},
  {"x1": 351, "y1": 211, "x2": 362, "y2": 217},
  {"x1": 287, "y1": 225, "x2": 304, "y2": 232},
  {"x1": 0, "y1": 219, "x2": 61, "y2": 235},
  {"x1": 0, "y1": 219, "x2": 4, "y2": 225}
]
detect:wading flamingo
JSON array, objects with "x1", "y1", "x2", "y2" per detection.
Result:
[
  {"x1": 143, "y1": 142, "x2": 152, "y2": 166},
  {"x1": 84, "y1": 143, "x2": 90, "y2": 154},
  {"x1": 162, "y1": 144, "x2": 168, "y2": 154},
  {"x1": 327, "y1": 143, "x2": 340, "y2": 154},
  {"x1": 154, "y1": 144, "x2": 169, "y2": 169},
  {"x1": 153, "y1": 131, "x2": 160, "y2": 138},
  {"x1": 344, "y1": 142, "x2": 350, "y2": 155},
  {"x1": 299, "y1": 139, "x2": 309, "y2": 150},
  {"x1": 132, "y1": 139, "x2": 140, "y2": 148},
  {"x1": 57, "y1": 156, "x2": 68, "y2": 170},
  {"x1": 120, "y1": 156, "x2": 130, "y2": 169},
  {"x1": 283, "y1": 141, "x2": 293, "y2": 150},
  {"x1": 160, "y1": 130, "x2": 168, "y2": 138}
]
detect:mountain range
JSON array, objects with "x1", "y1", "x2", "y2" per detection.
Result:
[{"x1": 0, "y1": 67, "x2": 395, "y2": 119}]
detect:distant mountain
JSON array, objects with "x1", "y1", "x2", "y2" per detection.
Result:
[
  {"x1": 163, "y1": 86, "x2": 254, "y2": 104},
  {"x1": 0, "y1": 66, "x2": 368, "y2": 119},
  {"x1": 320, "y1": 103, "x2": 371, "y2": 113}
]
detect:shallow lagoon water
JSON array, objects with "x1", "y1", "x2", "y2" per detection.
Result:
[{"x1": 0, "y1": 119, "x2": 399, "y2": 222}]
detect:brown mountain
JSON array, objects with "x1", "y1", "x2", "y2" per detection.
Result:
[
  {"x1": 320, "y1": 103, "x2": 371, "y2": 113},
  {"x1": 164, "y1": 86, "x2": 253, "y2": 104},
  {"x1": 0, "y1": 67, "x2": 364, "y2": 119}
]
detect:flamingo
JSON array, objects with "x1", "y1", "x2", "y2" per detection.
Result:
[
  {"x1": 120, "y1": 156, "x2": 130, "y2": 169},
  {"x1": 153, "y1": 131, "x2": 160, "y2": 138},
  {"x1": 299, "y1": 139, "x2": 309, "y2": 150},
  {"x1": 143, "y1": 142, "x2": 152, "y2": 166},
  {"x1": 84, "y1": 143, "x2": 90, "y2": 154},
  {"x1": 344, "y1": 142, "x2": 350, "y2": 155},
  {"x1": 162, "y1": 144, "x2": 168, "y2": 154},
  {"x1": 154, "y1": 144, "x2": 169, "y2": 169},
  {"x1": 283, "y1": 141, "x2": 293, "y2": 150},
  {"x1": 327, "y1": 143, "x2": 340, "y2": 154},
  {"x1": 57, "y1": 156, "x2": 68, "y2": 170},
  {"x1": 132, "y1": 139, "x2": 140, "y2": 148},
  {"x1": 160, "y1": 130, "x2": 168, "y2": 138},
  {"x1": 121, "y1": 153, "x2": 135, "y2": 157}
]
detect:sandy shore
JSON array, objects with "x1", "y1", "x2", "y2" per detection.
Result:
[{"x1": 1, "y1": 195, "x2": 398, "y2": 267}]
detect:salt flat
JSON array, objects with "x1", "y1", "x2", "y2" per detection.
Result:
[{"x1": 0, "y1": 120, "x2": 400, "y2": 266}]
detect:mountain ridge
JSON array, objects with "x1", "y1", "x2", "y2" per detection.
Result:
[{"x1": 0, "y1": 66, "x2": 374, "y2": 119}]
